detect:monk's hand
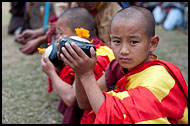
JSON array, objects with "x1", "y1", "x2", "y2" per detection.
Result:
[
  {"x1": 60, "y1": 42, "x2": 97, "y2": 77},
  {"x1": 41, "y1": 54, "x2": 56, "y2": 76},
  {"x1": 15, "y1": 29, "x2": 38, "y2": 44}
]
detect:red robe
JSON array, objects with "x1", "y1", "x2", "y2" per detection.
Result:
[
  {"x1": 82, "y1": 60, "x2": 188, "y2": 124},
  {"x1": 47, "y1": 36, "x2": 114, "y2": 124},
  {"x1": 47, "y1": 35, "x2": 112, "y2": 93}
]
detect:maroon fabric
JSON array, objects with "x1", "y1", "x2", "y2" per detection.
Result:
[
  {"x1": 105, "y1": 59, "x2": 126, "y2": 89},
  {"x1": 57, "y1": 100, "x2": 66, "y2": 115},
  {"x1": 57, "y1": 102, "x2": 84, "y2": 124},
  {"x1": 92, "y1": 35, "x2": 105, "y2": 45},
  {"x1": 48, "y1": 15, "x2": 58, "y2": 23}
]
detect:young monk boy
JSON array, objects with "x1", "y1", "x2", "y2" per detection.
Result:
[
  {"x1": 60, "y1": 6, "x2": 188, "y2": 124},
  {"x1": 40, "y1": 7, "x2": 114, "y2": 124}
]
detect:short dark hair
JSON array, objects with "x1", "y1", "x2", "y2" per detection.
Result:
[
  {"x1": 59, "y1": 7, "x2": 95, "y2": 39},
  {"x1": 111, "y1": 6, "x2": 155, "y2": 39}
]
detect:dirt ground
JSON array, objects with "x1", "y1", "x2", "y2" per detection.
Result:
[{"x1": 2, "y1": 2, "x2": 188, "y2": 124}]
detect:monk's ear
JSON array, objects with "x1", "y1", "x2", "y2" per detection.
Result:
[{"x1": 149, "y1": 35, "x2": 159, "y2": 52}]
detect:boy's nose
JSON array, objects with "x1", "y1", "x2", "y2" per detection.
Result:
[{"x1": 120, "y1": 46, "x2": 130, "y2": 55}]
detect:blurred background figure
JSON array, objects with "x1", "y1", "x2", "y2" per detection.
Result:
[
  {"x1": 52, "y1": 2, "x2": 77, "y2": 17},
  {"x1": 183, "y1": 2, "x2": 188, "y2": 35},
  {"x1": 77, "y1": 2, "x2": 122, "y2": 46},
  {"x1": 8, "y1": 2, "x2": 55, "y2": 35},
  {"x1": 14, "y1": 2, "x2": 78, "y2": 55},
  {"x1": 152, "y1": 2, "x2": 185, "y2": 31},
  {"x1": 8, "y1": 2, "x2": 25, "y2": 35},
  {"x1": 23, "y1": 2, "x2": 55, "y2": 31},
  {"x1": 118, "y1": 2, "x2": 130, "y2": 8},
  {"x1": 142, "y1": 2, "x2": 160, "y2": 12},
  {"x1": 15, "y1": 2, "x2": 122, "y2": 55},
  {"x1": 118, "y1": 2, "x2": 159, "y2": 12}
]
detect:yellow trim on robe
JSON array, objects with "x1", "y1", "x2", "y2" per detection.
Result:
[
  {"x1": 135, "y1": 117, "x2": 170, "y2": 124},
  {"x1": 107, "y1": 90, "x2": 129, "y2": 100},
  {"x1": 96, "y1": 46, "x2": 115, "y2": 62},
  {"x1": 104, "y1": 63, "x2": 187, "y2": 124},
  {"x1": 124, "y1": 65, "x2": 175, "y2": 102},
  {"x1": 177, "y1": 106, "x2": 188, "y2": 124}
]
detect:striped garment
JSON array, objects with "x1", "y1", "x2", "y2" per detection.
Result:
[{"x1": 83, "y1": 60, "x2": 188, "y2": 124}]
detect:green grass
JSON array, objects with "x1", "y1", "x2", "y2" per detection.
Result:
[
  {"x1": 2, "y1": 2, "x2": 188, "y2": 124},
  {"x1": 2, "y1": 2, "x2": 61, "y2": 124},
  {"x1": 154, "y1": 25, "x2": 188, "y2": 84}
]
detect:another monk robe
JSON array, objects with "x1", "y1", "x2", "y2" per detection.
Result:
[
  {"x1": 80, "y1": 59, "x2": 125, "y2": 124},
  {"x1": 47, "y1": 35, "x2": 114, "y2": 93},
  {"x1": 83, "y1": 59, "x2": 188, "y2": 124},
  {"x1": 47, "y1": 36, "x2": 115, "y2": 124}
]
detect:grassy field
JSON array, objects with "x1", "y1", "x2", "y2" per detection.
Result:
[
  {"x1": 2, "y1": 2, "x2": 188, "y2": 124},
  {"x1": 2, "y1": 2, "x2": 61, "y2": 124}
]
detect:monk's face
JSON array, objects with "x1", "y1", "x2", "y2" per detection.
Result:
[
  {"x1": 110, "y1": 18, "x2": 154, "y2": 71},
  {"x1": 56, "y1": 18, "x2": 76, "y2": 39}
]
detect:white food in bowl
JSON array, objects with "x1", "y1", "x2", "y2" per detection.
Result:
[
  {"x1": 44, "y1": 45, "x2": 53, "y2": 57},
  {"x1": 70, "y1": 36, "x2": 90, "y2": 43}
]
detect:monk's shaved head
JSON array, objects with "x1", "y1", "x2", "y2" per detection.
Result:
[
  {"x1": 59, "y1": 7, "x2": 95, "y2": 39},
  {"x1": 111, "y1": 6, "x2": 155, "y2": 39}
]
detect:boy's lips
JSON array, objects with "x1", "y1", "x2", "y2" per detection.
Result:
[{"x1": 120, "y1": 57, "x2": 132, "y2": 62}]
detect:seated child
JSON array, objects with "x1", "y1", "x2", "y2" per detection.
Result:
[
  {"x1": 41, "y1": 7, "x2": 114, "y2": 124},
  {"x1": 60, "y1": 6, "x2": 188, "y2": 124}
]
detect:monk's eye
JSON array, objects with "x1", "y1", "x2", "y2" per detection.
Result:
[
  {"x1": 130, "y1": 41, "x2": 138, "y2": 45},
  {"x1": 112, "y1": 40, "x2": 120, "y2": 44}
]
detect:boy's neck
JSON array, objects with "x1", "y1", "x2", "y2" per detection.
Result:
[
  {"x1": 122, "y1": 54, "x2": 158, "y2": 73},
  {"x1": 141, "y1": 54, "x2": 158, "y2": 65}
]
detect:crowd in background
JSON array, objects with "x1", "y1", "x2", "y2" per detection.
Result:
[
  {"x1": 7, "y1": 2, "x2": 188, "y2": 55},
  {"x1": 8, "y1": 2, "x2": 188, "y2": 36}
]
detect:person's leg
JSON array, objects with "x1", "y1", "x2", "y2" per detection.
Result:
[
  {"x1": 8, "y1": 16, "x2": 24, "y2": 34},
  {"x1": 163, "y1": 8, "x2": 183, "y2": 30},
  {"x1": 8, "y1": 2, "x2": 25, "y2": 34},
  {"x1": 152, "y1": 6, "x2": 166, "y2": 24}
]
